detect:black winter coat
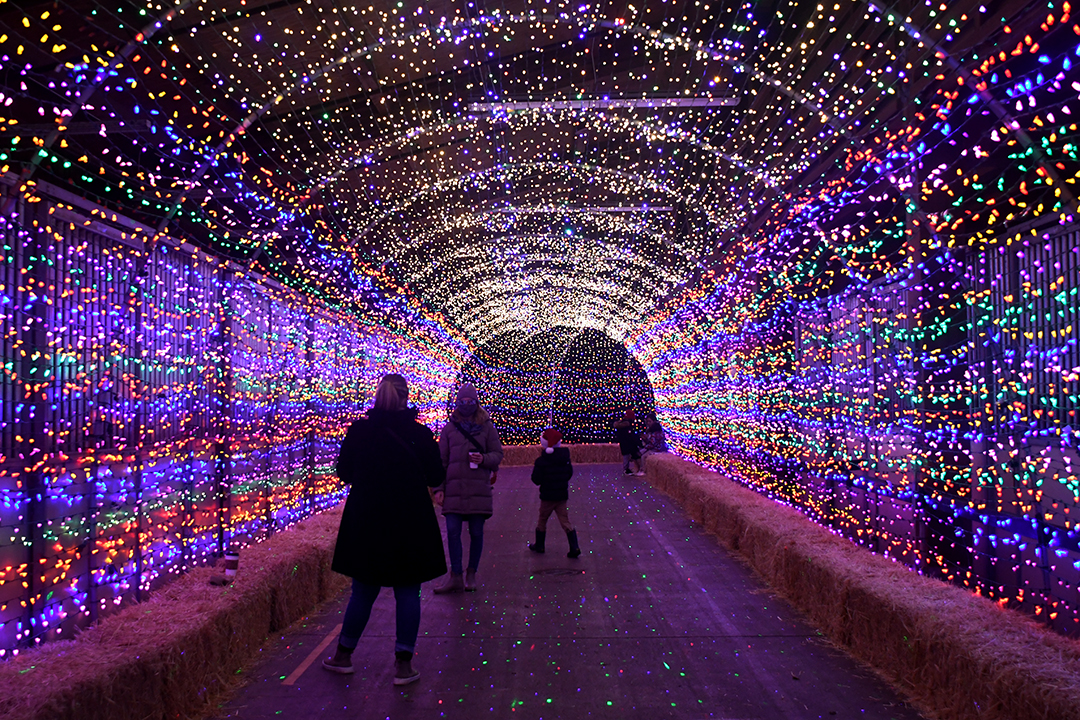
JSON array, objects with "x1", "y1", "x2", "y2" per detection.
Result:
[
  {"x1": 331, "y1": 407, "x2": 447, "y2": 586},
  {"x1": 531, "y1": 447, "x2": 573, "y2": 502},
  {"x1": 614, "y1": 420, "x2": 641, "y2": 456}
]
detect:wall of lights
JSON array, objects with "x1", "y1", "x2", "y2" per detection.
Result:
[
  {"x1": 634, "y1": 229, "x2": 1079, "y2": 634},
  {"x1": 627, "y1": 3, "x2": 1080, "y2": 635},
  {"x1": 0, "y1": 185, "x2": 467, "y2": 656}
]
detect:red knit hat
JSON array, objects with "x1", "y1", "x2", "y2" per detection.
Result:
[{"x1": 540, "y1": 428, "x2": 562, "y2": 453}]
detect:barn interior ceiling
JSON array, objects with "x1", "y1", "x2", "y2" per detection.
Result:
[{"x1": 0, "y1": 0, "x2": 1062, "y2": 346}]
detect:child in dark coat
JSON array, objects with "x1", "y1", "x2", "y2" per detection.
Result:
[{"x1": 528, "y1": 429, "x2": 581, "y2": 558}]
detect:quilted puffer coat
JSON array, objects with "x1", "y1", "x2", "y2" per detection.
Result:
[{"x1": 436, "y1": 409, "x2": 503, "y2": 517}]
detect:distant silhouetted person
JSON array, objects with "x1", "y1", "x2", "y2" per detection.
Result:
[
  {"x1": 433, "y1": 383, "x2": 503, "y2": 593},
  {"x1": 643, "y1": 412, "x2": 668, "y2": 456},
  {"x1": 614, "y1": 409, "x2": 645, "y2": 476},
  {"x1": 528, "y1": 428, "x2": 581, "y2": 558},
  {"x1": 324, "y1": 373, "x2": 446, "y2": 686}
]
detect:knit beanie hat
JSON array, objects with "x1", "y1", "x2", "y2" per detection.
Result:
[
  {"x1": 540, "y1": 428, "x2": 562, "y2": 453},
  {"x1": 455, "y1": 383, "x2": 479, "y2": 404}
]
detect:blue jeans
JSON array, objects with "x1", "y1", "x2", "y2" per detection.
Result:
[
  {"x1": 339, "y1": 580, "x2": 421, "y2": 654},
  {"x1": 445, "y1": 513, "x2": 486, "y2": 574}
]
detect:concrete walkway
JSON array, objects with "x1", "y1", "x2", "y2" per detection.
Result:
[{"x1": 210, "y1": 464, "x2": 925, "y2": 720}]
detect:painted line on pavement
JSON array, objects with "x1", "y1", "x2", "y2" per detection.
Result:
[{"x1": 282, "y1": 623, "x2": 343, "y2": 685}]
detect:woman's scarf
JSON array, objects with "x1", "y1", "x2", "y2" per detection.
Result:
[{"x1": 451, "y1": 406, "x2": 489, "y2": 437}]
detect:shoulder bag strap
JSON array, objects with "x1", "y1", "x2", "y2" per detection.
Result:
[{"x1": 451, "y1": 420, "x2": 487, "y2": 454}]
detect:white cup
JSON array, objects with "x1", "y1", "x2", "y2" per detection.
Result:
[
  {"x1": 224, "y1": 551, "x2": 240, "y2": 577},
  {"x1": 469, "y1": 462, "x2": 478, "y2": 469}
]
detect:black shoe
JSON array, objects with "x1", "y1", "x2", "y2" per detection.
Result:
[
  {"x1": 529, "y1": 529, "x2": 546, "y2": 554},
  {"x1": 566, "y1": 529, "x2": 581, "y2": 559},
  {"x1": 393, "y1": 651, "x2": 420, "y2": 686},
  {"x1": 322, "y1": 643, "x2": 355, "y2": 674},
  {"x1": 433, "y1": 572, "x2": 464, "y2": 594}
]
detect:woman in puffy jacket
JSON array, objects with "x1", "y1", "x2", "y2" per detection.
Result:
[
  {"x1": 323, "y1": 374, "x2": 446, "y2": 686},
  {"x1": 432, "y1": 383, "x2": 503, "y2": 593}
]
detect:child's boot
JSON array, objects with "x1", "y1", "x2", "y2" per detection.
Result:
[
  {"x1": 529, "y1": 530, "x2": 546, "y2": 553},
  {"x1": 566, "y1": 529, "x2": 581, "y2": 558}
]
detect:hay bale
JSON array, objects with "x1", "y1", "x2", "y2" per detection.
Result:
[
  {"x1": 286, "y1": 510, "x2": 350, "y2": 602},
  {"x1": 642, "y1": 454, "x2": 674, "y2": 493},
  {"x1": 645, "y1": 454, "x2": 707, "y2": 505},
  {"x1": 647, "y1": 453, "x2": 1080, "y2": 720},
  {"x1": 0, "y1": 506, "x2": 347, "y2": 720},
  {"x1": 773, "y1": 532, "x2": 861, "y2": 640},
  {"x1": 0, "y1": 567, "x2": 260, "y2": 720},
  {"x1": 695, "y1": 483, "x2": 728, "y2": 534},
  {"x1": 236, "y1": 523, "x2": 340, "y2": 631},
  {"x1": 699, "y1": 486, "x2": 743, "y2": 548},
  {"x1": 501, "y1": 445, "x2": 542, "y2": 466},
  {"x1": 681, "y1": 479, "x2": 710, "y2": 522},
  {"x1": 840, "y1": 566, "x2": 1080, "y2": 720},
  {"x1": 569, "y1": 444, "x2": 622, "y2": 464}
]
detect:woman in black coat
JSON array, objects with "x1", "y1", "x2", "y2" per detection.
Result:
[{"x1": 323, "y1": 373, "x2": 446, "y2": 686}]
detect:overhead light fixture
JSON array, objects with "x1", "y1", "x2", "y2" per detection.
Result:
[{"x1": 468, "y1": 97, "x2": 738, "y2": 112}]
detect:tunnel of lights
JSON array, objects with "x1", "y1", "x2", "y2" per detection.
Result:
[{"x1": 0, "y1": 0, "x2": 1079, "y2": 655}]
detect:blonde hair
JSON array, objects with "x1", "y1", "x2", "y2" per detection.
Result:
[{"x1": 373, "y1": 373, "x2": 409, "y2": 410}]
